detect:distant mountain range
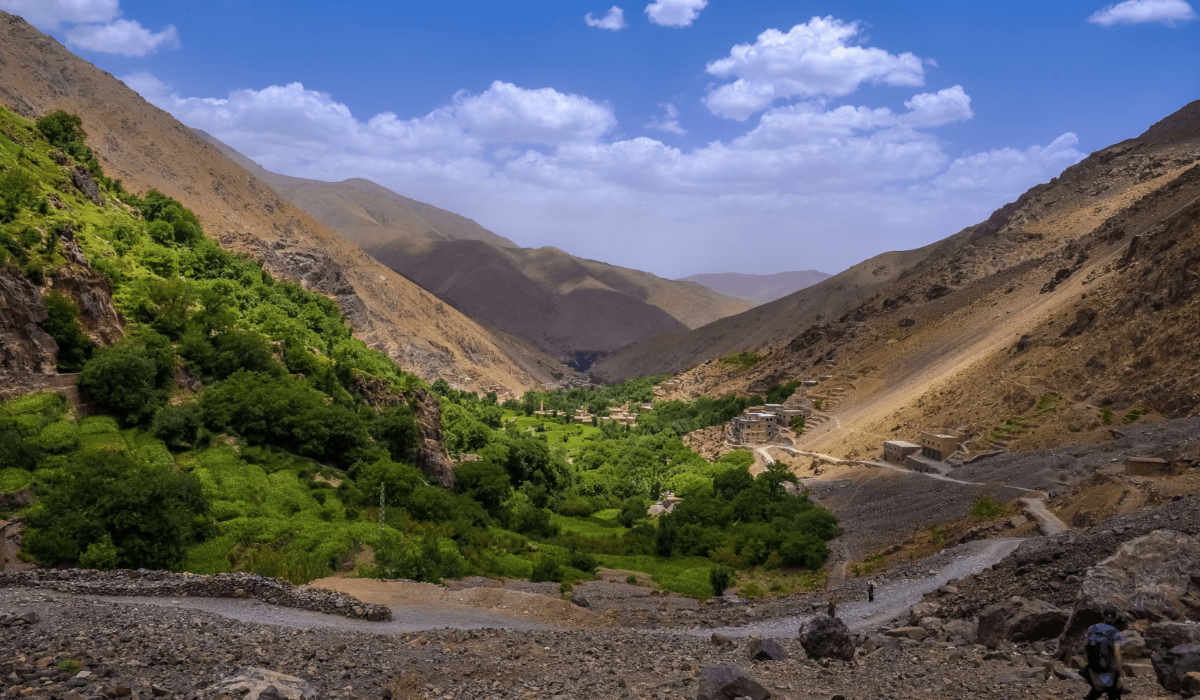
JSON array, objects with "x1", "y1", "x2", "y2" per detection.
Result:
[
  {"x1": 195, "y1": 132, "x2": 753, "y2": 371},
  {"x1": 681, "y1": 270, "x2": 832, "y2": 305}
]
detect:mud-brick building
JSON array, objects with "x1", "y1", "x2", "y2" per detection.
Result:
[
  {"x1": 918, "y1": 428, "x2": 964, "y2": 461},
  {"x1": 1125, "y1": 455, "x2": 1184, "y2": 476},
  {"x1": 884, "y1": 440, "x2": 921, "y2": 464}
]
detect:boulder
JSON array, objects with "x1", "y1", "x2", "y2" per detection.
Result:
[
  {"x1": 747, "y1": 637, "x2": 787, "y2": 661},
  {"x1": 1148, "y1": 621, "x2": 1200, "y2": 650},
  {"x1": 884, "y1": 626, "x2": 929, "y2": 641},
  {"x1": 710, "y1": 632, "x2": 735, "y2": 647},
  {"x1": 570, "y1": 590, "x2": 591, "y2": 608},
  {"x1": 995, "y1": 667, "x2": 1048, "y2": 685},
  {"x1": 1184, "y1": 671, "x2": 1200, "y2": 696},
  {"x1": 214, "y1": 668, "x2": 316, "y2": 700},
  {"x1": 1152, "y1": 644, "x2": 1200, "y2": 692},
  {"x1": 1059, "y1": 530, "x2": 1200, "y2": 659},
  {"x1": 943, "y1": 619, "x2": 978, "y2": 645},
  {"x1": 978, "y1": 597, "x2": 1068, "y2": 648},
  {"x1": 799, "y1": 614, "x2": 855, "y2": 661},
  {"x1": 695, "y1": 664, "x2": 770, "y2": 700}
]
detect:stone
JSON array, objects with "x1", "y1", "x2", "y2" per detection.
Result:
[
  {"x1": 1152, "y1": 644, "x2": 1200, "y2": 692},
  {"x1": 710, "y1": 632, "x2": 734, "y2": 646},
  {"x1": 799, "y1": 615, "x2": 855, "y2": 661},
  {"x1": 995, "y1": 667, "x2": 1048, "y2": 685},
  {"x1": 977, "y1": 596, "x2": 1067, "y2": 648},
  {"x1": 943, "y1": 619, "x2": 978, "y2": 645},
  {"x1": 1148, "y1": 621, "x2": 1200, "y2": 650},
  {"x1": 214, "y1": 668, "x2": 317, "y2": 700},
  {"x1": 151, "y1": 685, "x2": 170, "y2": 697},
  {"x1": 1123, "y1": 659, "x2": 1156, "y2": 678},
  {"x1": 571, "y1": 590, "x2": 591, "y2": 608},
  {"x1": 1184, "y1": 671, "x2": 1200, "y2": 696},
  {"x1": 18, "y1": 612, "x2": 38, "y2": 624},
  {"x1": 70, "y1": 166, "x2": 103, "y2": 206},
  {"x1": 694, "y1": 664, "x2": 770, "y2": 700},
  {"x1": 1120, "y1": 629, "x2": 1146, "y2": 659},
  {"x1": 884, "y1": 626, "x2": 929, "y2": 641},
  {"x1": 1060, "y1": 530, "x2": 1200, "y2": 659},
  {"x1": 747, "y1": 638, "x2": 787, "y2": 662}
]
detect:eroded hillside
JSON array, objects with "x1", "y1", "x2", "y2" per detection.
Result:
[
  {"x1": 0, "y1": 10, "x2": 574, "y2": 395},
  {"x1": 629, "y1": 100, "x2": 1200, "y2": 458}
]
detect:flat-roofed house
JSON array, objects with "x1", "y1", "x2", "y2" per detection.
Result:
[
  {"x1": 918, "y1": 428, "x2": 964, "y2": 461},
  {"x1": 884, "y1": 440, "x2": 921, "y2": 464}
]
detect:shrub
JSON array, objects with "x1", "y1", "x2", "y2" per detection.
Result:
[
  {"x1": 0, "y1": 166, "x2": 39, "y2": 222},
  {"x1": 78, "y1": 344, "x2": 164, "y2": 424},
  {"x1": 1099, "y1": 407, "x2": 1114, "y2": 425},
  {"x1": 370, "y1": 405, "x2": 421, "y2": 462},
  {"x1": 617, "y1": 497, "x2": 647, "y2": 527},
  {"x1": 568, "y1": 549, "x2": 598, "y2": 575},
  {"x1": 739, "y1": 582, "x2": 766, "y2": 599},
  {"x1": 372, "y1": 532, "x2": 467, "y2": 584},
  {"x1": 709, "y1": 565, "x2": 733, "y2": 596},
  {"x1": 36, "y1": 420, "x2": 78, "y2": 454},
  {"x1": 718, "y1": 351, "x2": 762, "y2": 371},
  {"x1": 971, "y1": 495, "x2": 1006, "y2": 521},
  {"x1": 511, "y1": 504, "x2": 559, "y2": 539},
  {"x1": 626, "y1": 574, "x2": 638, "y2": 585},
  {"x1": 23, "y1": 449, "x2": 208, "y2": 569},
  {"x1": 35, "y1": 111, "x2": 88, "y2": 159},
  {"x1": 41, "y1": 291, "x2": 93, "y2": 372},
  {"x1": 152, "y1": 405, "x2": 201, "y2": 448},
  {"x1": 79, "y1": 534, "x2": 119, "y2": 571},
  {"x1": 453, "y1": 459, "x2": 511, "y2": 517},
  {"x1": 56, "y1": 660, "x2": 81, "y2": 675},
  {"x1": 530, "y1": 556, "x2": 564, "y2": 583},
  {"x1": 778, "y1": 532, "x2": 830, "y2": 569}
]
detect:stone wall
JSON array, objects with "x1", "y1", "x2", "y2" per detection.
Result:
[{"x1": 0, "y1": 569, "x2": 391, "y2": 621}]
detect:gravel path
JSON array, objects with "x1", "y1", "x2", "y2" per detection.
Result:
[
  {"x1": 84, "y1": 593, "x2": 555, "y2": 634},
  {"x1": 1019, "y1": 496, "x2": 1069, "y2": 535},
  {"x1": 684, "y1": 537, "x2": 1024, "y2": 639}
]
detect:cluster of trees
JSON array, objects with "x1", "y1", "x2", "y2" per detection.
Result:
[{"x1": 513, "y1": 376, "x2": 664, "y2": 418}]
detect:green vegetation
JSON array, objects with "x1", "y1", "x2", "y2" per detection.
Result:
[
  {"x1": 971, "y1": 494, "x2": 1007, "y2": 521},
  {"x1": 790, "y1": 415, "x2": 806, "y2": 433},
  {"x1": 1100, "y1": 407, "x2": 1115, "y2": 425},
  {"x1": 850, "y1": 552, "x2": 886, "y2": 577},
  {"x1": 56, "y1": 660, "x2": 81, "y2": 675},
  {"x1": 718, "y1": 351, "x2": 762, "y2": 371},
  {"x1": 988, "y1": 416, "x2": 1030, "y2": 442},
  {"x1": 929, "y1": 524, "x2": 949, "y2": 546},
  {"x1": 1124, "y1": 407, "x2": 1149, "y2": 424},
  {"x1": 1035, "y1": 393, "x2": 1061, "y2": 416},
  {"x1": 0, "y1": 107, "x2": 840, "y2": 599}
]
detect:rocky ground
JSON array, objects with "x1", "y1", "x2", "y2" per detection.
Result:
[{"x1": 1, "y1": 585, "x2": 1181, "y2": 700}]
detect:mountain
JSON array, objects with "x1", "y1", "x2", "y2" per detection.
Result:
[
  {"x1": 193, "y1": 134, "x2": 753, "y2": 371},
  {"x1": 0, "y1": 10, "x2": 578, "y2": 395},
  {"x1": 680, "y1": 270, "x2": 832, "y2": 305},
  {"x1": 597, "y1": 99, "x2": 1200, "y2": 459}
]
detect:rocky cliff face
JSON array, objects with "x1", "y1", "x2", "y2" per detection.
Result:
[
  {"x1": 0, "y1": 269, "x2": 57, "y2": 375},
  {"x1": 413, "y1": 389, "x2": 455, "y2": 489}
]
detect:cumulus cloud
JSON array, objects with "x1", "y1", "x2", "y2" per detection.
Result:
[
  {"x1": 585, "y1": 6, "x2": 626, "y2": 30},
  {"x1": 0, "y1": 0, "x2": 179, "y2": 56},
  {"x1": 705, "y1": 16, "x2": 925, "y2": 120},
  {"x1": 1088, "y1": 0, "x2": 1197, "y2": 25},
  {"x1": 0, "y1": 0, "x2": 118, "y2": 30},
  {"x1": 128, "y1": 72, "x2": 1082, "y2": 277},
  {"x1": 66, "y1": 18, "x2": 178, "y2": 56},
  {"x1": 644, "y1": 0, "x2": 707, "y2": 27},
  {"x1": 647, "y1": 103, "x2": 686, "y2": 135},
  {"x1": 120, "y1": 71, "x2": 171, "y2": 97}
]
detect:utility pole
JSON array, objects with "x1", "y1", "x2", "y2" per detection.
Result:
[{"x1": 379, "y1": 482, "x2": 386, "y2": 534}]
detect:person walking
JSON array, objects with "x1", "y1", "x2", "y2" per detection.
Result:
[
  {"x1": 1081, "y1": 606, "x2": 1124, "y2": 700},
  {"x1": 867, "y1": 581, "x2": 875, "y2": 603}
]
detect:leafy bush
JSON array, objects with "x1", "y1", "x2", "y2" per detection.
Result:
[
  {"x1": 617, "y1": 497, "x2": 647, "y2": 527},
  {"x1": 718, "y1": 351, "x2": 762, "y2": 371},
  {"x1": 35, "y1": 111, "x2": 88, "y2": 159},
  {"x1": 530, "y1": 556, "x2": 564, "y2": 583},
  {"x1": 568, "y1": 549, "x2": 598, "y2": 575},
  {"x1": 778, "y1": 532, "x2": 830, "y2": 569},
  {"x1": 511, "y1": 504, "x2": 559, "y2": 539},
  {"x1": 78, "y1": 344, "x2": 165, "y2": 424},
  {"x1": 79, "y1": 534, "x2": 119, "y2": 571},
  {"x1": 709, "y1": 565, "x2": 733, "y2": 596},
  {"x1": 23, "y1": 449, "x2": 208, "y2": 569},
  {"x1": 0, "y1": 166, "x2": 40, "y2": 222},
  {"x1": 41, "y1": 291, "x2": 93, "y2": 372},
  {"x1": 152, "y1": 405, "x2": 201, "y2": 448},
  {"x1": 372, "y1": 532, "x2": 468, "y2": 584},
  {"x1": 453, "y1": 458, "x2": 511, "y2": 517}
]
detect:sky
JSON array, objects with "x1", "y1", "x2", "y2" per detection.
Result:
[{"x1": 5, "y1": 0, "x2": 1199, "y2": 278}]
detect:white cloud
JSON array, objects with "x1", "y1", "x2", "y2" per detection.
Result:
[
  {"x1": 66, "y1": 18, "x2": 178, "y2": 56},
  {"x1": 1088, "y1": 0, "x2": 1197, "y2": 25},
  {"x1": 704, "y1": 16, "x2": 925, "y2": 120},
  {"x1": 0, "y1": 0, "x2": 179, "y2": 56},
  {"x1": 120, "y1": 71, "x2": 171, "y2": 98},
  {"x1": 585, "y1": 6, "x2": 626, "y2": 31},
  {"x1": 644, "y1": 0, "x2": 707, "y2": 27},
  {"x1": 0, "y1": 0, "x2": 118, "y2": 30},
  {"x1": 647, "y1": 103, "x2": 686, "y2": 135},
  {"x1": 128, "y1": 71, "x2": 1082, "y2": 278}
]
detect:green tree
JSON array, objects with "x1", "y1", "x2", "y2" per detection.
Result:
[
  {"x1": 23, "y1": 450, "x2": 208, "y2": 569},
  {"x1": 370, "y1": 405, "x2": 421, "y2": 462},
  {"x1": 453, "y1": 459, "x2": 511, "y2": 517},
  {"x1": 35, "y1": 110, "x2": 88, "y2": 158},
  {"x1": 152, "y1": 405, "x2": 201, "y2": 448},
  {"x1": 709, "y1": 566, "x2": 733, "y2": 596},
  {"x1": 78, "y1": 344, "x2": 164, "y2": 424}
]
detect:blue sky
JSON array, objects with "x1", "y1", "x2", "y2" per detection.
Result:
[{"x1": 7, "y1": 0, "x2": 1199, "y2": 277}]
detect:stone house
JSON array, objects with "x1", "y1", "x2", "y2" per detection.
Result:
[
  {"x1": 884, "y1": 440, "x2": 921, "y2": 464},
  {"x1": 918, "y1": 428, "x2": 964, "y2": 461}
]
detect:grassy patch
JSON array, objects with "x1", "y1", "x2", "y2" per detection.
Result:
[
  {"x1": 718, "y1": 351, "x2": 762, "y2": 372},
  {"x1": 1100, "y1": 407, "x2": 1114, "y2": 425},
  {"x1": 971, "y1": 495, "x2": 1007, "y2": 521},
  {"x1": 1124, "y1": 407, "x2": 1149, "y2": 424},
  {"x1": 989, "y1": 416, "x2": 1030, "y2": 442},
  {"x1": 594, "y1": 554, "x2": 716, "y2": 599},
  {"x1": 851, "y1": 552, "x2": 887, "y2": 577},
  {"x1": 551, "y1": 513, "x2": 629, "y2": 539},
  {"x1": 0, "y1": 468, "x2": 34, "y2": 493},
  {"x1": 1034, "y1": 393, "x2": 1061, "y2": 416}
]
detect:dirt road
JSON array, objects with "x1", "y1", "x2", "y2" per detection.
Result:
[{"x1": 688, "y1": 537, "x2": 1024, "y2": 638}]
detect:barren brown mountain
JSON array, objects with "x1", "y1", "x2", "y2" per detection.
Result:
[
  {"x1": 193, "y1": 133, "x2": 752, "y2": 370},
  {"x1": 601, "y1": 99, "x2": 1200, "y2": 459},
  {"x1": 0, "y1": 10, "x2": 576, "y2": 395}
]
